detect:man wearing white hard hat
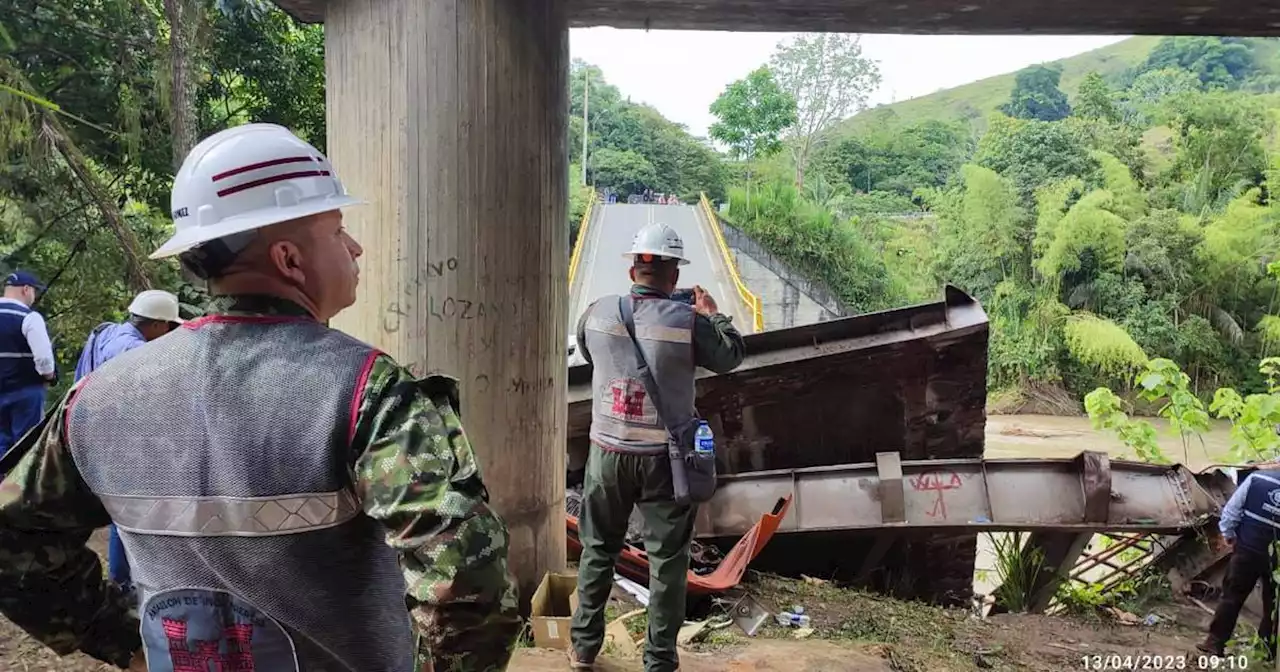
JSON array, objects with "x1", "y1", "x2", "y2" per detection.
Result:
[
  {"x1": 72, "y1": 288, "x2": 184, "y2": 600},
  {"x1": 570, "y1": 222, "x2": 745, "y2": 672},
  {"x1": 0, "y1": 124, "x2": 519, "y2": 672}
]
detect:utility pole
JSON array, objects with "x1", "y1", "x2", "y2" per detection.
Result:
[{"x1": 581, "y1": 67, "x2": 590, "y2": 186}]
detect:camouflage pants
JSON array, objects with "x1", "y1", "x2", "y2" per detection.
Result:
[{"x1": 570, "y1": 445, "x2": 695, "y2": 672}]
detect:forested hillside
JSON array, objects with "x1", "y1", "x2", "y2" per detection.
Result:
[
  {"x1": 711, "y1": 35, "x2": 1280, "y2": 410},
  {"x1": 841, "y1": 36, "x2": 1280, "y2": 130}
]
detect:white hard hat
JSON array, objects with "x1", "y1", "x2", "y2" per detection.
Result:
[
  {"x1": 152, "y1": 123, "x2": 364, "y2": 259},
  {"x1": 624, "y1": 223, "x2": 689, "y2": 266},
  {"x1": 127, "y1": 289, "x2": 184, "y2": 324}
]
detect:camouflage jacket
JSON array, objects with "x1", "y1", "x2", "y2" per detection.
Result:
[{"x1": 0, "y1": 294, "x2": 520, "y2": 671}]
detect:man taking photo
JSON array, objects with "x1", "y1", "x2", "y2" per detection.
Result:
[{"x1": 570, "y1": 222, "x2": 745, "y2": 672}]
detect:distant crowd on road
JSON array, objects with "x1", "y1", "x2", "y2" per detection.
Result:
[{"x1": 602, "y1": 187, "x2": 682, "y2": 205}]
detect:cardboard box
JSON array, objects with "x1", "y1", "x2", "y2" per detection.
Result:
[{"x1": 531, "y1": 572, "x2": 580, "y2": 650}]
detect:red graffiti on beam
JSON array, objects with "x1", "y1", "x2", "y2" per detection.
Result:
[{"x1": 908, "y1": 470, "x2": 964, "y2": 519}]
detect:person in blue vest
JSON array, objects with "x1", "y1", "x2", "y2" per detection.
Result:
[
  {"x1": 1200, "y1": 460, "x2": 1280, "y2": 658},
  {"x1": 0, "y1": 270, "x2": 55, "y2": 461},
  {"x1": 73, "y1": 288, "x2": 184, "y2": 598}
]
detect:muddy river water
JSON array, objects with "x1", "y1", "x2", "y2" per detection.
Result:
[{"x1": 985, "y1": 413, "x2": 1239, "y2": 470}]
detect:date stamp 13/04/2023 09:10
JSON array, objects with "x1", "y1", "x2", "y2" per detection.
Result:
[{"x1": 1081, "y1": 654, "x2": 1253, "y2": 670}]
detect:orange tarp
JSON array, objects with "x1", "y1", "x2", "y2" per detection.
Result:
[{"x1": 566, "y1": 495, "x2": 793, "y2": 595}]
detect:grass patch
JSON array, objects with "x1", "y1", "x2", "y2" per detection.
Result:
[{"x1": 734, "y1": 573, "x2": 1003, "y2": 671}]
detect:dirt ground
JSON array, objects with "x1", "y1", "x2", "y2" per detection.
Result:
[
  {"x1": 513, "y1": 573, "x2": 1242, "y2": 672},
  {"x1": 0, "y1": 534, "x2": 1244, "y2": 672}
]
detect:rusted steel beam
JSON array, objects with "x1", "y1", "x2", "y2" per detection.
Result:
[
  {"x1": 1071, "y1": 534, "x2": 1148, "y2": 576},
  {"x1": 694, "y1": 451, "x2": 1223, "y2": 539},
  {"x1": 568, "y1": 285, "x2": 990, "y2": 477}
]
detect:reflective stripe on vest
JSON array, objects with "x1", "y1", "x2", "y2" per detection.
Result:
[
  {"x1": 66, "y1": 317, "x2": 414, "y2": 670},
  {"x1": 99, "y1": 490, "x2": 360, "y2": 537},
  {"x1": 585, "y1": 294, "x2": 696, "y2": 455},
  {"x1": 0, "y1": 303, "x2": 40, "y2": 390}
]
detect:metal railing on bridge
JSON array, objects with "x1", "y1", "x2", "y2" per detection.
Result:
[
  {"x1": 567, "y1": 191, "x2": 597, "y2": 289},
  {"x1": 699, "y1": 192, "x2": 764, "y2": 333}
]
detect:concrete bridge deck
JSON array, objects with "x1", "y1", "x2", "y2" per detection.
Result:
[{"x1": 569, "y1": 203, "x2": 755, "y2": 340}]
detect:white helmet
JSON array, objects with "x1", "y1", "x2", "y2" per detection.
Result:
[
  {"x1": 624, "y1": 223, "x2": 689, "y2": 266},
  {"x1": 152, "y1": 123, "x2": 364, "y2": 259},
  {"x1": 127, "y1": 289, "x2": 184, "y2": 324}
]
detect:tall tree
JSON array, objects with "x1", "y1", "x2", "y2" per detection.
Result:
[
  {"x1": 1141, "y1": 36, "x2": 1256, "y2": 89},
  {"x1": 1001, "y1": 65, "x2": 1071, "y2": 122},
  {"x1": 769, "y1": 34, "x2": 881, "y2": 188},
  {"x1": 709, "y1": 67, "x2": 797, "y2": 191},
  {"x1": 1074, "y1": 72, "x2": 1121, "y2": 124},
  {"x1": 165, "y1": 0, "x2": 202, "y2": 170}
]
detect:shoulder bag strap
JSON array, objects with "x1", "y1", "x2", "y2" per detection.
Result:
[{"x1": 618, "y1": 296, "x2": 675, "y2": 437}]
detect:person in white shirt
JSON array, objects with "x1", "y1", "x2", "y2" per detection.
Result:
[{"x1": 0, "y1": 270, "x2": 55, "y2": 463}]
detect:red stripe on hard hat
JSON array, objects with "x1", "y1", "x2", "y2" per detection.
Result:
[
  {"x1": 216, "y1": 170, "x2": 332, "y2": 197},
  {"x1": 211, "y1": 156, "x2": 316, "y2": 181}
]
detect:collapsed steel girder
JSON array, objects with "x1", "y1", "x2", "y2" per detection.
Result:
[
  {"x1": 568, "y1": 286, "x2": 990, "y2": 476},
  {"x1": 693, "y1": 451, "x2": 1229, "y2": 540}
]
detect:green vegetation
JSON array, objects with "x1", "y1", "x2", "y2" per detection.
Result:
[
  {"x1": 715, "y1": 34, "x2": 1280, "y2": 407},
  {"x1": 708, "y1": 67, "x2": 796, "y2": 191},
  {"x1": 1, "y1": 0, "x2": 323, "y2": 399},
  {"x1": 9, "y1": 5, "x2": 1280, "y2": 418},
  {"x1": 573, "y1": 60, "x2": 727, "y2": 202}
]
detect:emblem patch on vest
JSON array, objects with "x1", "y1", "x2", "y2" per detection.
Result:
[
  {"x1": 606, "y1": 378, "x2": 650, "y2": 421},
  {"x1": 1267, "y1": 487, "x2": 1280, "y2": 514},
  {"x1": 140, "y1": 589, "x2": 298, "y2": 672}
]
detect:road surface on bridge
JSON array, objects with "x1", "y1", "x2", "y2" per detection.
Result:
[{"x1": 569, "y1": 203, "x2": 752, "y2": 358}]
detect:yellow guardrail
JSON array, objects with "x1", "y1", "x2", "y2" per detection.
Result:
[
  {"x1": 699, "y1": 192, "x2": 764, "y2": 333},
  {"x1": 567, "y1": 190, "x2": 597, "y2": 289}
]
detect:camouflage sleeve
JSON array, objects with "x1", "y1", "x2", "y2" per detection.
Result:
[
  {"x1": 693, "y1": 312, "x2": 746, "y2": 374},
  {"x1": 0, "y1": 388, "x2": 140, "y2": 668},
  {"x1": 350, "y1": 355, "x2": 521, "y2": 672}
]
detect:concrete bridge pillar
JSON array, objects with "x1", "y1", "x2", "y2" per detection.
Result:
[{"x1": 324, "y1": 0, "x2": 568, "y2": 605}]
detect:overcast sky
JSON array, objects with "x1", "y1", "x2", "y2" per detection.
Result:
[{"x1": 568, "y1": 30, "x2": 1130, "y2": 138}]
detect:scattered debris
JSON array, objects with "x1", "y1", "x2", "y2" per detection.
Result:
[
  {"x1": 792, "y1": 627, "x2": 814, "y2": 639},
  {"x1": 719, "y1": 592, "x2": 770, "y2": 637},
  {"x1": 1104, "y1": 607, "x2": 1143, "y2": 625},
  {"x1": 613, "y1": 574, "x2": 650, "y2": 606},
  {"x1": 605, "y1": 609, "x2": 645, "y2": 657},
  {"x1": 801, "y1": 575, "x2": 828, "y2": 587},
  {"x1": 1188, "y1": 597, "x2": 1216, "y2": 616},
  {"x1": 774, "y1": 605, "x2": 811, "y2": 628}
]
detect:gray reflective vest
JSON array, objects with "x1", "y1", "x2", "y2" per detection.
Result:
[
  {"x1": 67, "y1": 315, "x2": 414, "y2": 671},
  {"x1": 584, "y1": 294, "x2": 696, "y2": 455}
]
